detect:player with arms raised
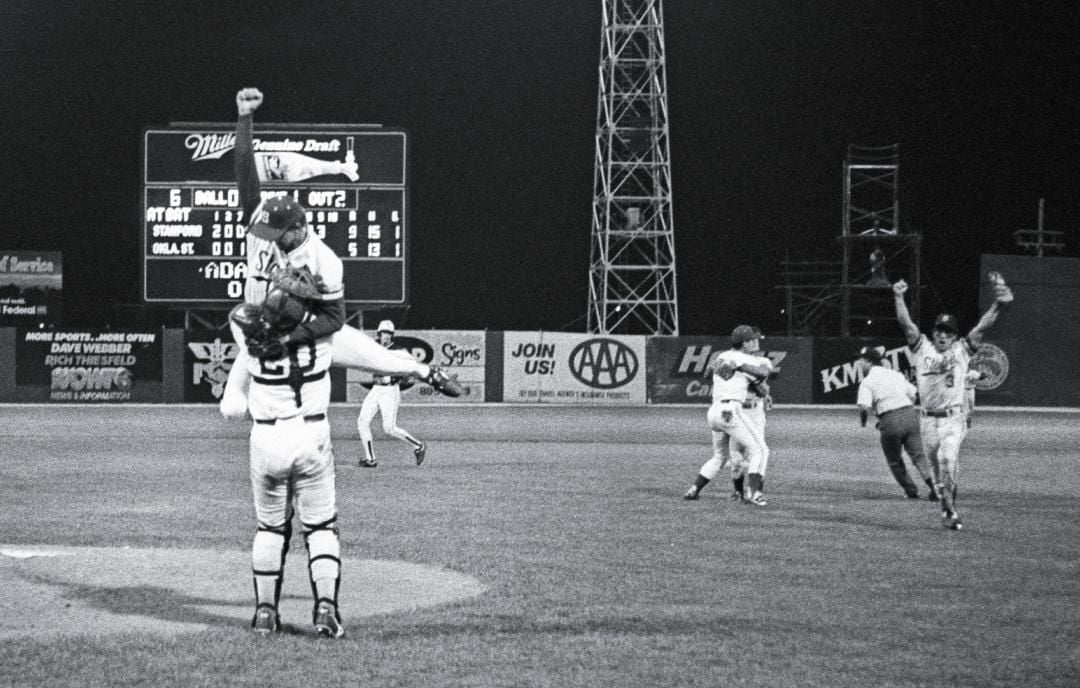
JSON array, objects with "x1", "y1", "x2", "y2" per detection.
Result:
[
  {"x1": 221, "y1": 87, "x2": 460, "y2": 420},
  {"x1": 892, "y1": 273, "x2": 1014, "y2": 530}
]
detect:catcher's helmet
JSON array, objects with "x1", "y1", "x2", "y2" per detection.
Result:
[
  {"x1": 251, "y1": 196, "x2": 307, "y2": 241},
  {"x1": 377, "y1": 320, "x2": 395, "y2": 334}
]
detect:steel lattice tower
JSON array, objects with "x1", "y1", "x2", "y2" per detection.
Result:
[{"x1": 587, "y1": 0, "x2": 679, "y2": 335}]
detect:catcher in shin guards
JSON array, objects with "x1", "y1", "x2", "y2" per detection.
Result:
[
  {"x1": 220, "y1": 86, "x2": 461, "y2": 422},
  {"x1": 229, "y1": 283, "x2": 345, "y2": 638},
  {"x1": 892, "y1": 271, "x2": 1014, "y2": 531}
]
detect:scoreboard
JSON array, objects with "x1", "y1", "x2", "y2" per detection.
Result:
[{"x1": 142, "y1": 125, "x2": 408, "y2": 305}]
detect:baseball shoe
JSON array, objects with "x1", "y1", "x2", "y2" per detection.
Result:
[
  {"x1": 313, "y1": 601, "x2": 345, "y2": 639},
  {"x1": 729, "y1": 491, "x2": 744, "y2": 502},
  {"x1": 425, "y1": 366, "x2": 462, "y2": 398},
  {"x1": 747, "y1": 491, "x2": 768, "y2": 507},
  {"x1": 943, "y1": 511, "x2": 963, "y2": 531},
  {"x1": 905, "y1": 491, "x2": 920, "y2": 500},
  {"x1": 251, "y1": 604, "x2": 280, "y2": 635},
  {"x1": 414, "y1": 442, "x2": 427, "y2": 466},
  {"x1": 359, "y1": 457, "x2": 378, "y2": 468},
  {"x1": 683, "y1": 486, "x2": 699, "y2": 500}
]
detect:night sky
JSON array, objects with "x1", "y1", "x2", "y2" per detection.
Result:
[{"x1": 3, "y1": 1, "x2": 1077, "y2": 335}]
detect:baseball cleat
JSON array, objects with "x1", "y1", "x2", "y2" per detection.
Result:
[
  {"x1": 251, "y1": 605, "x2": 280, "y2": 635},
  {"x1": 942, "y1": 511, "x2": 963, "y2": 531},
  {"x1": 747, "y1": 491, "x2": 768, "y2": 507},
  {"x1": 729, "y1": 491, "x2": 744, "y2": 502},
  {"x1": 359, "y1": 457, "x2": 378, "y2": 468},
  {"x1": 414, "y1": 442, "x2": 427, "y2": 466},
  {"x1": 683, "y1": 486, "x2": 699, "y2": 500},
  {"x1": 313, "y1": 602, "x2": 345, "y2": 639},
  {"x1": 425, "y1": 366, "x2": 463, "y2": 398}
]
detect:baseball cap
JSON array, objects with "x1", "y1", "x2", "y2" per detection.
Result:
[
  {"x1": 857, "y1": 345, "x2": 885, "y2": 364},
  {"x1": 730, "y1": 324, "x2": 760, "y2": 348},
  {"x1": 933, "y1": 313, "x2": 960, "y2": 334},
  {"x1": 376, "y1": 320, "x2": 395, "y2": 334},
  {"x1": 250, "y1": 196, "x2": 307, "y2": 241}
]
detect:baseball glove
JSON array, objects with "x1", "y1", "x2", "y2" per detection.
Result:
[
  {"x1": 988, "y1": 271, "x2": 1014, "y2": 304},
  {"x1": 230, "y1": 303, "x2": 283, "y2": 360},
  {"x1": 269, "y1": 264, "x2": 326, "y2": 300},
  {"x1": 245, "y1": 330, "x2": 286, "y2": 361}
]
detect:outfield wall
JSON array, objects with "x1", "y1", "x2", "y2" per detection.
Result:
[{"x1": 0, "y1": 326, "x2": 1065, "y2": 407}]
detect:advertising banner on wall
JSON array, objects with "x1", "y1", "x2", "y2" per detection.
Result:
[
  {"x1": 0, "y1": 251, "x2": 62, "y2": 325},
  {"x1": 646, "y1": 336, "x2": 814, "y2": 404},
  {"x1": 502, "y1": 331, "x2": 646, "y2": 404},
  {"x1": 184, "y1": 330, "x2": 242, "y2": 403},
  {"x1": 812, "y1": 338, "x2": 910, "y2": 404},
  {"x1": 14, "y1": 329, "x2": 162, "y2": 402},
  {"x1": 346, "y1": 330, "x2": 486, "y2": 403}
]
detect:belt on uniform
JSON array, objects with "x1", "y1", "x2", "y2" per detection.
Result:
[
  {"x1": 878, "y1": 405, "x2": 913, "y2": 417},
  {"x1": 254, "y1": 413, "x2": 327, "y2": 425},
  {"x1": 742, "y1": 399, "x2": 759, "y2": 409},
  {"x1": 921, "y1": 406, "x2": 962, "y2": 418},
  {"x1": 719, "y1": 399, "x2": 743, "y2": 404}
]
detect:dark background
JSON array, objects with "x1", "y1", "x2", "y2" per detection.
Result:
[{"x1": 2, "y1": 1, "x2": 1077, "y2": 334}]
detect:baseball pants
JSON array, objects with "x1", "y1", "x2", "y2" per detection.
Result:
[{"x1": 876, "y1": 406, "x2": 935, "y2": 496}]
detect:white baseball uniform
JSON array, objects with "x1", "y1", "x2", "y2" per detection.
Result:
[
  {"x1": 723, "y1": 353, "x2": 772, "y2": 482},
  {"x1": 220, "y1": 106, "x2": 433, "y2": 420},
  {"x1": 357, "y1": 344, "x2": 425, "y2": 464},
  {"x1": 242, "y1": 323, "x2": 341, "y2": 623},
  {"x1": 698, "y1": 350, "x2": 771, "y2": 484},
  {"x1": 910, "y1": 333, "x2": 975, "y2": 487}
]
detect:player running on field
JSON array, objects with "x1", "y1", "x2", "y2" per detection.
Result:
[
  {"x1": 683, "y1": 325, "x2": 772, "y2": 505},
  {"x1": 892, "y1": 273, "x2": 1014, "y2": 530},
  {"x1": 220, "y1": 87, "x2": 460, "y2": 421},
  {"x1": 230, "y1": 286, "x2": 345, "y2": 638},
  {"x1": 356, "y1": 320, "x2": 427, "y2": 468}
]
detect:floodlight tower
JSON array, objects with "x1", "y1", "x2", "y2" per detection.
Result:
[{"x1": 587, "y1": 0, "x2": 679, "y2": 335}]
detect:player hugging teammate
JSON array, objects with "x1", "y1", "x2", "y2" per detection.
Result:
[
  {"x1": 683, "y1": 325, "x2": 773, "y2": 506},
  {"x1": 220, "y1": 87, "x2": 464, "y2": 637}
]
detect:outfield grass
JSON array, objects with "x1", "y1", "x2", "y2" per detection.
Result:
[{"x1": 1, "y1": 405, "x2": 1077, "y2": 687}]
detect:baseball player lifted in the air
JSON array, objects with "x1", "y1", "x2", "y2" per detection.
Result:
[
  {"x1": 356, "y1": 320, "x2": 427, "y2": 468},
  {"x1": 683, "y1": 325, "x2": 773, "y2": 506},
  {"x1": 230, "y1": 285, "x2": 345, "y2": 638},
  {"x1": 855, "y1": 344, "x2": 939, "y2": 500},
  {"x1": 220, "y1": 87, "x2": 461, "y2": 422},
  {"x1": 892, "y1": 273, "x2": 1014, "y2": 530}
]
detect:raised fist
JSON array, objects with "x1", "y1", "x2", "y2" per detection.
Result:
[
  {"x1": 892, "y1": 279, "x2": 908, "y2": 296},
  {"x1": 236, "y1": 88, "x2": 264, "y2": 116}
]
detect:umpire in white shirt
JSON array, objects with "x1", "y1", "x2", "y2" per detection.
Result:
[{"x1": 855, "y1": 345, "x2": 940, "y2": 501}]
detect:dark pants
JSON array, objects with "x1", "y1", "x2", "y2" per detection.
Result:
[{"x1": 877, "y1": 406, "x2": 934, "y2": 496}]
